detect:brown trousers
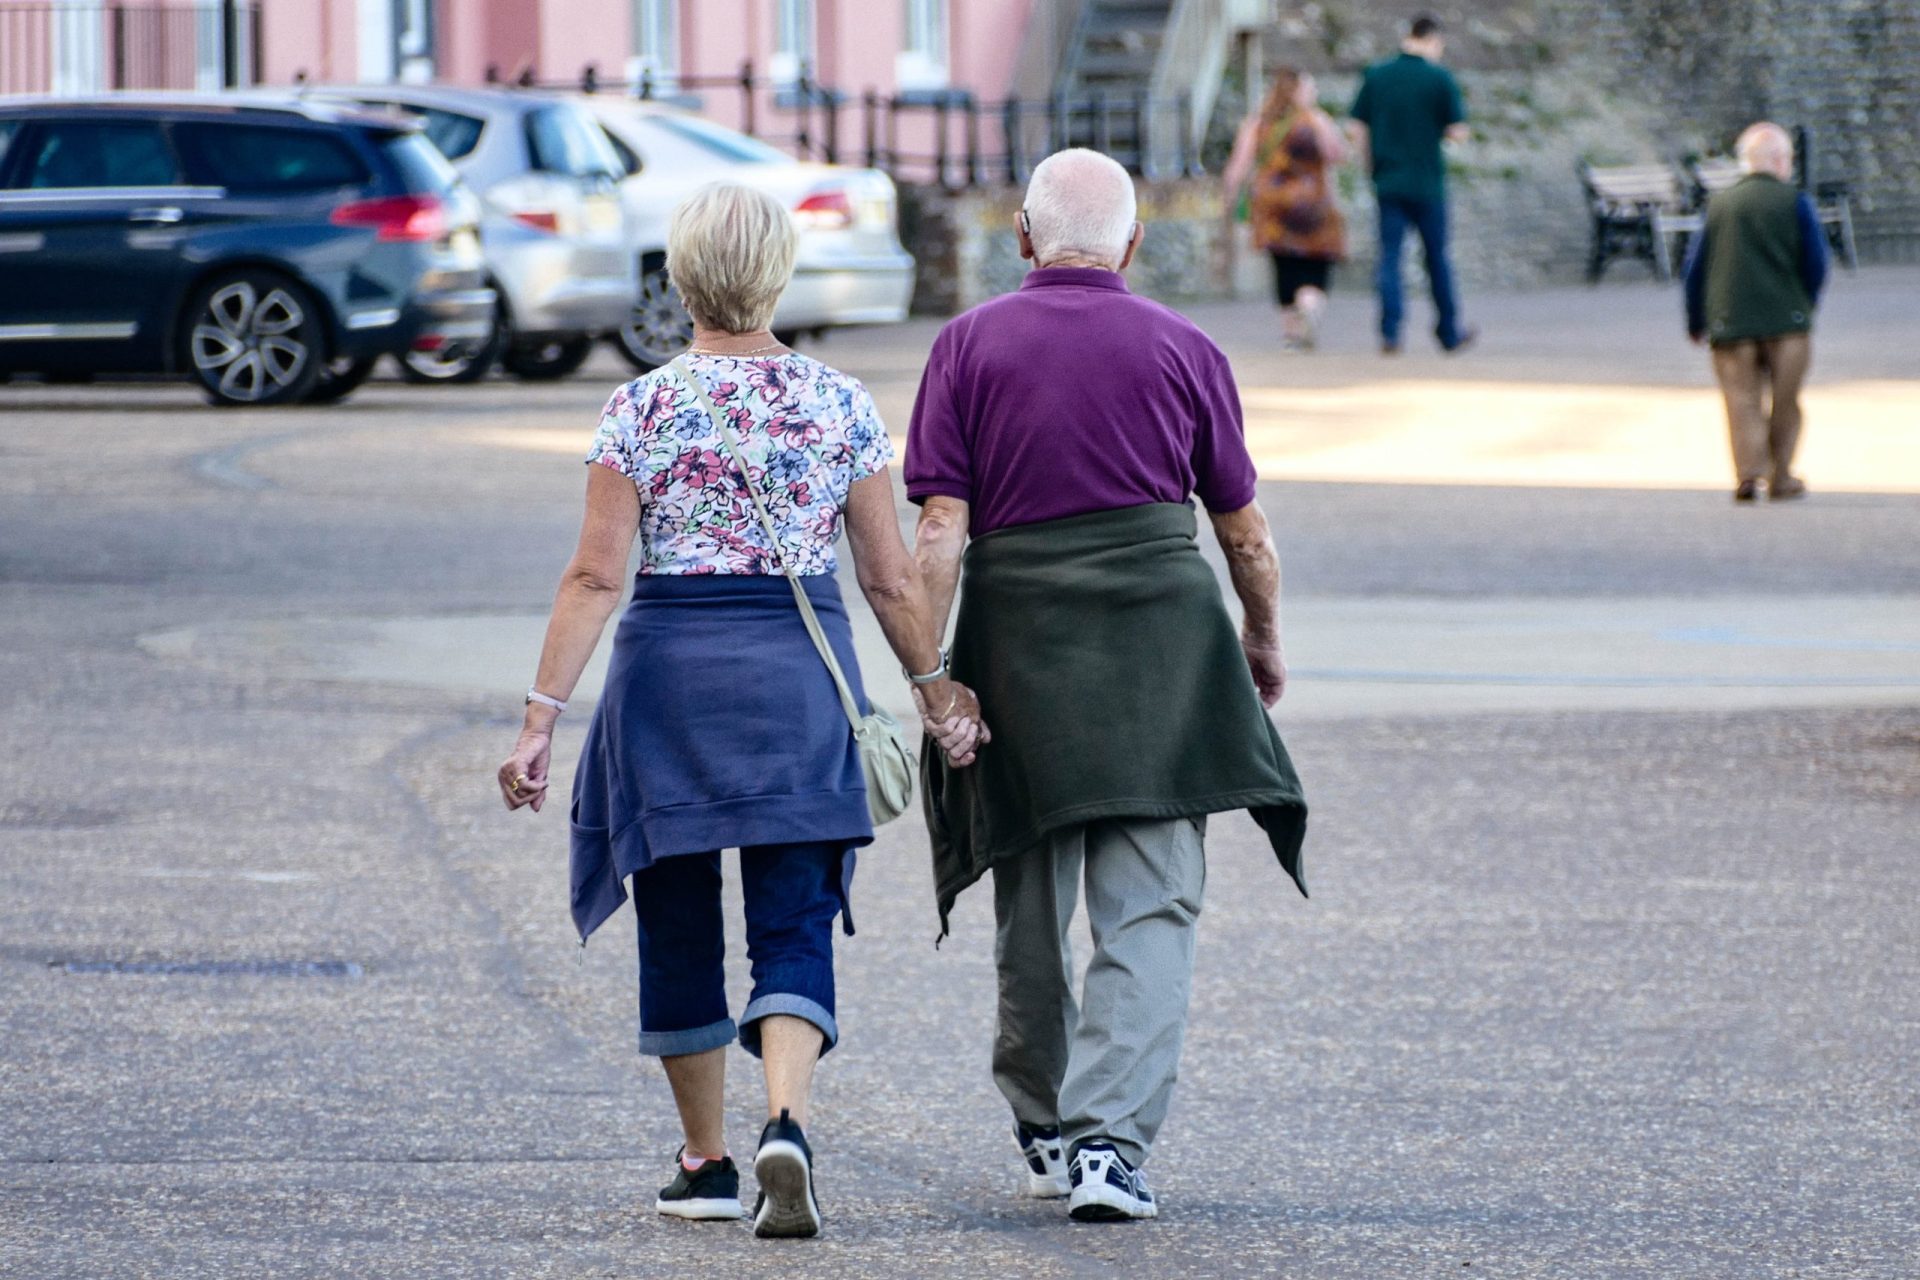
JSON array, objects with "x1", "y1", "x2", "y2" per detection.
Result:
[{"x1": 1710, "y1": 334, "x2": 1811, "y2": 485}]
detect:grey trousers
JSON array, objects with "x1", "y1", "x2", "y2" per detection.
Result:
[{"x1": 990, "y1": 815, "x2": 1207, "y2": 1169}]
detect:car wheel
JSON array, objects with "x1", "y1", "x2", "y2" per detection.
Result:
[
  {"x1": 616, "y1": 260, "x2": 694, "y2": 372},
  {"x1": 184, "y1": 270, "x2": 325, "y2": 407},
  {"x1": 501, "y1": 335, "x2": 594, "y2": 381},
  {"x1": 401, "y1": 310, "x2": 503, "y2": 384},
  {"x1": 305, "y1": 355, "x2": 378, "y2": 405}
]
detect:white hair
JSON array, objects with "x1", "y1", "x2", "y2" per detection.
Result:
[
  {"x1": 667, "y1": 181, "x2": 797, "y2": 333},
  {"x1": 1736, "y1": 122, "x2": 1794, "y2": 178},
  {"x1": 1023, "y1": 148, "x2": 1138, "y2": 268}
]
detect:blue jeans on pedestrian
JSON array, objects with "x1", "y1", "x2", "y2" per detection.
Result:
[
  {"x1": 1376, "y1": 194, "x2": 1462, "y2": 348},
  {"x1": 631, "y1": 841, "x2": 851, "y2": 1059}
]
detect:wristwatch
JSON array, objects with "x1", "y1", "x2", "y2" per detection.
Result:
[
  {"x1": 904, "y1": 648, "x2": 950, "y2": 685},
  {"x1": 525, "y1": 688, "x2": 568, "y2": 712}
]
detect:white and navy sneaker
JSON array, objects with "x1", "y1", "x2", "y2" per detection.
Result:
[
  {"x1": 1015, "y1": 1122, "x2": 1070, "y2": 1198},
  {"x1": 752, "y1": 1109, "x2": 822, "y2": 1238},
  {"x1": 1068, "y1": 1143, "x2": 1157, "y2": 1222},
  {"x1": 654, "y1": 1148, "x2": 744, "y2": 1221}
]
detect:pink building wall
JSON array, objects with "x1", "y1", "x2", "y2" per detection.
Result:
[{"x1": 249, "y1": 0, "x2": 1038, "y2": 102}]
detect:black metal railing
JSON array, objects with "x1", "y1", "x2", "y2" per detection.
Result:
[
  {"x1": 0, "y1": 1, "x2": 261, "y2": 96},
  {"x1": 491, "y1": 60, "x2": 1209, "y2": 188}
]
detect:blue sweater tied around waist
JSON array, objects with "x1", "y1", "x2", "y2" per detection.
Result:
[{"x1": 569, "y1": 572, "x2": 874, "y2": 943}]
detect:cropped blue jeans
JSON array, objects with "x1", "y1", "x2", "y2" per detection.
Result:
[{"x1": 630, "y1": 841, "x2": 851, "y2": 1059}]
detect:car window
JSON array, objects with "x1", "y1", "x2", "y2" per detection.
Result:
[
  {"x1": 0, "y1": 119, "x2": 18, "y2": 168},
  {"x1": 645, "y1": 113, "x2": 785, "y2": 165},
  {"x1": 599, "y1": 126, "x2": 642, "y2": 177},
  {"x1": 15, "y1": 120, "x2": 181, "y2": 189},
  {"x1": 379, "y1": 130, "x2": 459, "y2": 194},
  {"x1": 347, "y1": 101, "x2": 484, "y2": 161},
  {"x1": 525, "y1": 105, "x2": 622, "y2": 178},
  {"x1": 175, "y1": 123, "x2": 370, "y2": 193},
  {"x1": 410, "y1": 107, "x2": 485, "y2": 161}
]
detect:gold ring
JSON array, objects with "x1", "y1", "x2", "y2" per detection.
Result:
[{"x1": 508, "y1": 776, "x2": 522, "y2": 792}]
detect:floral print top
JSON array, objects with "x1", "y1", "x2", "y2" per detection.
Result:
[{"x1": 586, "y1": 353, "x2": 894, "y2": 576}]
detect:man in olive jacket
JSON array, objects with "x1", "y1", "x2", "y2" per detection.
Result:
[{"x1": 1683, "y1": 122, "x2": 1830, "y2": 502}]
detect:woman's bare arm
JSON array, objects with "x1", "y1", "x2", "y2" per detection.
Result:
[
  {"x1": 1221, "y1": 116, "x2": 1259, "y2": 199},
  {"x1": 497, "y1": 464, "x2": 639, "y2": 809},
  {"x1": 843, "y1": 472, "x2": 985, "y2": 763},
  {"x1": 1309, "y1": 109, "x2": 1349, "y2": 165}
]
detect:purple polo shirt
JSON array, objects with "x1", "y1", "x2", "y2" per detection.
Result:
[{"x1": 904, "y1": 266, "x2": 1258, "y2": 534}]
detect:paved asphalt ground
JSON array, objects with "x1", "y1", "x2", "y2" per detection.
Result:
[{"x1": 3, "y1": 272, "x2": 1917, "y2": 1279}]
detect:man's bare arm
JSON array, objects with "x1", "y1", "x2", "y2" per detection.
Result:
[
  {"x1": 913, "y1": 496, "x2": 971, "y2": 640},
  {"x1": 1345, "y1": 119, "x2": 1370, "y2": 167},
  {"x1": 1209, "y1": 500, "x2": 1287, "y2": 705}
]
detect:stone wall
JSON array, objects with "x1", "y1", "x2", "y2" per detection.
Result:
[
  {"x1": 1539, "y1": 0, "x2": 1920, "y2": 259},
  {"x1": 896, "y1": 1, "x2": 1920, "y2": 315},
  {"x1": 900, "y1": 179, "x2": 1235, "y2": 316}
]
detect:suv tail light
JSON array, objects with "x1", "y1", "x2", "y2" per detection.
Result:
[
  {"x1": 330, "y1": 194, "x2": 448, "y2": 242},
  {"x1": 793, "y1": 187, "x2": 854, "y2": 231}
]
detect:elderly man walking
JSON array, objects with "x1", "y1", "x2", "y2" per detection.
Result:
[
  {"x1": 906, "y1": 148, "x2": 1308, "y2": 1223},
  {"x1": 1684, "y1": 122, "x2": 1830, "y2": 502}
]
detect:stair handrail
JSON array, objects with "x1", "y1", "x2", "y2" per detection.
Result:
[
  {"x1": 1010, "y1": 0, "x2": 1089, "y2": 102},
  {"x1": 1147, "y1": 0, "x2": 1237, "y2": 174}
]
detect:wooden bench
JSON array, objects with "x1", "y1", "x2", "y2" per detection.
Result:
[
  {"x1": 1579, "y1": 162, "x2": 1689, "y2": 281},
  {"x1": 1668, "y1": 156, "x2": 1859, "y2": 274}
]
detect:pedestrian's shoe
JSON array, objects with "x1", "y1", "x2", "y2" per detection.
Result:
[
  {"x1": 752, "y1": 1108, "x2": 822, "y2": 1238},
  {"x1": 1769, "y1": 475, "x2": 1807, "y2": 502},
  {"x1": 1734, "y1": 480, "x2": 1760, "y2": 503},
  {"x1": 654, "y1": 1147, "x2": 744, "y2": 1221},
  {"x1": 1067, "y1": 1142, "x2": 1157, "y2": 1222},
  {"x1": 1441, "y1": 325, "x2": 1480, "y2": 354},
  {"x1": 1015, "y1": 1122, "x2": 1070, "y2": 1198},
  {"x1": 1380, "y1": 339, "x2": 1402, "y2": 356}
]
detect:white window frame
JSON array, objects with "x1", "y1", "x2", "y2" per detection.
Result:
[
  {"x1": 770, "y1": 0, "x2": 815, "y2": 88},
  {"x1": 898, "y1": 0, "x2": 948, "y2": 92},
  {"x1": 626, "y1": 0, "x2": 679, "y2": 93},
  {"x1": 50, "y1": 0, "x2": 107, "y2": 96}
]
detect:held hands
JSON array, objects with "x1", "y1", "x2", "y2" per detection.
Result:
[
  {"x1": 497, "y1": 727, "x2": 553, "y2": 812},
  {"x1": 914, "y1": 680, "x2": 991, "y2": 768},
  {"x1": 1242, "y1": 630, "x2": 1289, "y2": 708}
]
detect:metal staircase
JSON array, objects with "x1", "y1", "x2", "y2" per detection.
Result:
[
  {"x1": 1014, "y1": 0, "x2": 1263, "y2": 175},
  {"x1": 1060, "y1": 0, "x2": 1176, "y2": 96}
]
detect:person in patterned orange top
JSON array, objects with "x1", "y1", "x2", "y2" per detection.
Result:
[{"x1": 1224, "y1": 67, "x2": 1350, "y2": 351}]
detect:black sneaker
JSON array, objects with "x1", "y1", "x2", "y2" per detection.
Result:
[
  {"x1": 1067, "y1": 1143, "x2": 1157, "y2": 1222},
  {"x1": 654, "y1": 1148, "x2": 743, "y2": 1221},
  {"x1": 752, "y1": 1109, "x2": 822, "y2": 1238},
  {"x1": 1015, "y1": 1121, "x2": 1070, "y2": 1198}
]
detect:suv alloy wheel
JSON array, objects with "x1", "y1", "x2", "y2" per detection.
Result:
[{"x1": 184, "y1": 269, "x2": 325, "y2": 406}]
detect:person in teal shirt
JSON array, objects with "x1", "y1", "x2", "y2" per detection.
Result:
[{"x1": 1349, "y1": 14, "x2": 1475, "y2": 353}]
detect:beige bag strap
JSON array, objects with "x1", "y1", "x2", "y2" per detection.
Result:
[{"x1": 669, "y1": 357, "x2": 866, "y2": 733}]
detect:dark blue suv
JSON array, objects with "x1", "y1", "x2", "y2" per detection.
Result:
[{"x1": 0, "y1": 96, "x2": 494, "y2": 405}]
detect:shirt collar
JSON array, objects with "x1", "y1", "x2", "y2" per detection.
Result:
[{"x1": 1019, "y1": 266, "x2": 1132, "y2": 294}]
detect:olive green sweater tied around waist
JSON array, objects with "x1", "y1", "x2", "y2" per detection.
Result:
[{"x1": 923, "y1": 503, "x2": 1309, "y2": 934}]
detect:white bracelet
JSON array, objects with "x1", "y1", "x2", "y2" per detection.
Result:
[{"x1": 525, "y1": 688, "x2": 568, "y2": 713}]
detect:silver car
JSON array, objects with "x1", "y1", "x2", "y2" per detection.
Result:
[
  {"x1": 306, "y1": 85, "x2": 634, "y2": 382},
  {"x1": 579, "y1": 98, "x2": 916, "y2": 372}
]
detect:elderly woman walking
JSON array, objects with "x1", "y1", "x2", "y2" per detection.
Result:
[
  {"x1": 497, "y1": 182, "x2": 984, "y2": 1239},
  {"x1": 1224, "y1": 67, "x2": 1349, "y2": 350}
]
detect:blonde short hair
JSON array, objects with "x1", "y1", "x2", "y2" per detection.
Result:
[{"x1": 667, "y1": 182, "x2": 798, "y2": 333}]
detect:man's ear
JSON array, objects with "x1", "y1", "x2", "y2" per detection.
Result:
[
  {"x1": 1016, "y1": 211, "x2": 1035, "y2": 261},
  {"x1": 1117, "y1": 221, "x2": 1144, "y2": 271}
]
